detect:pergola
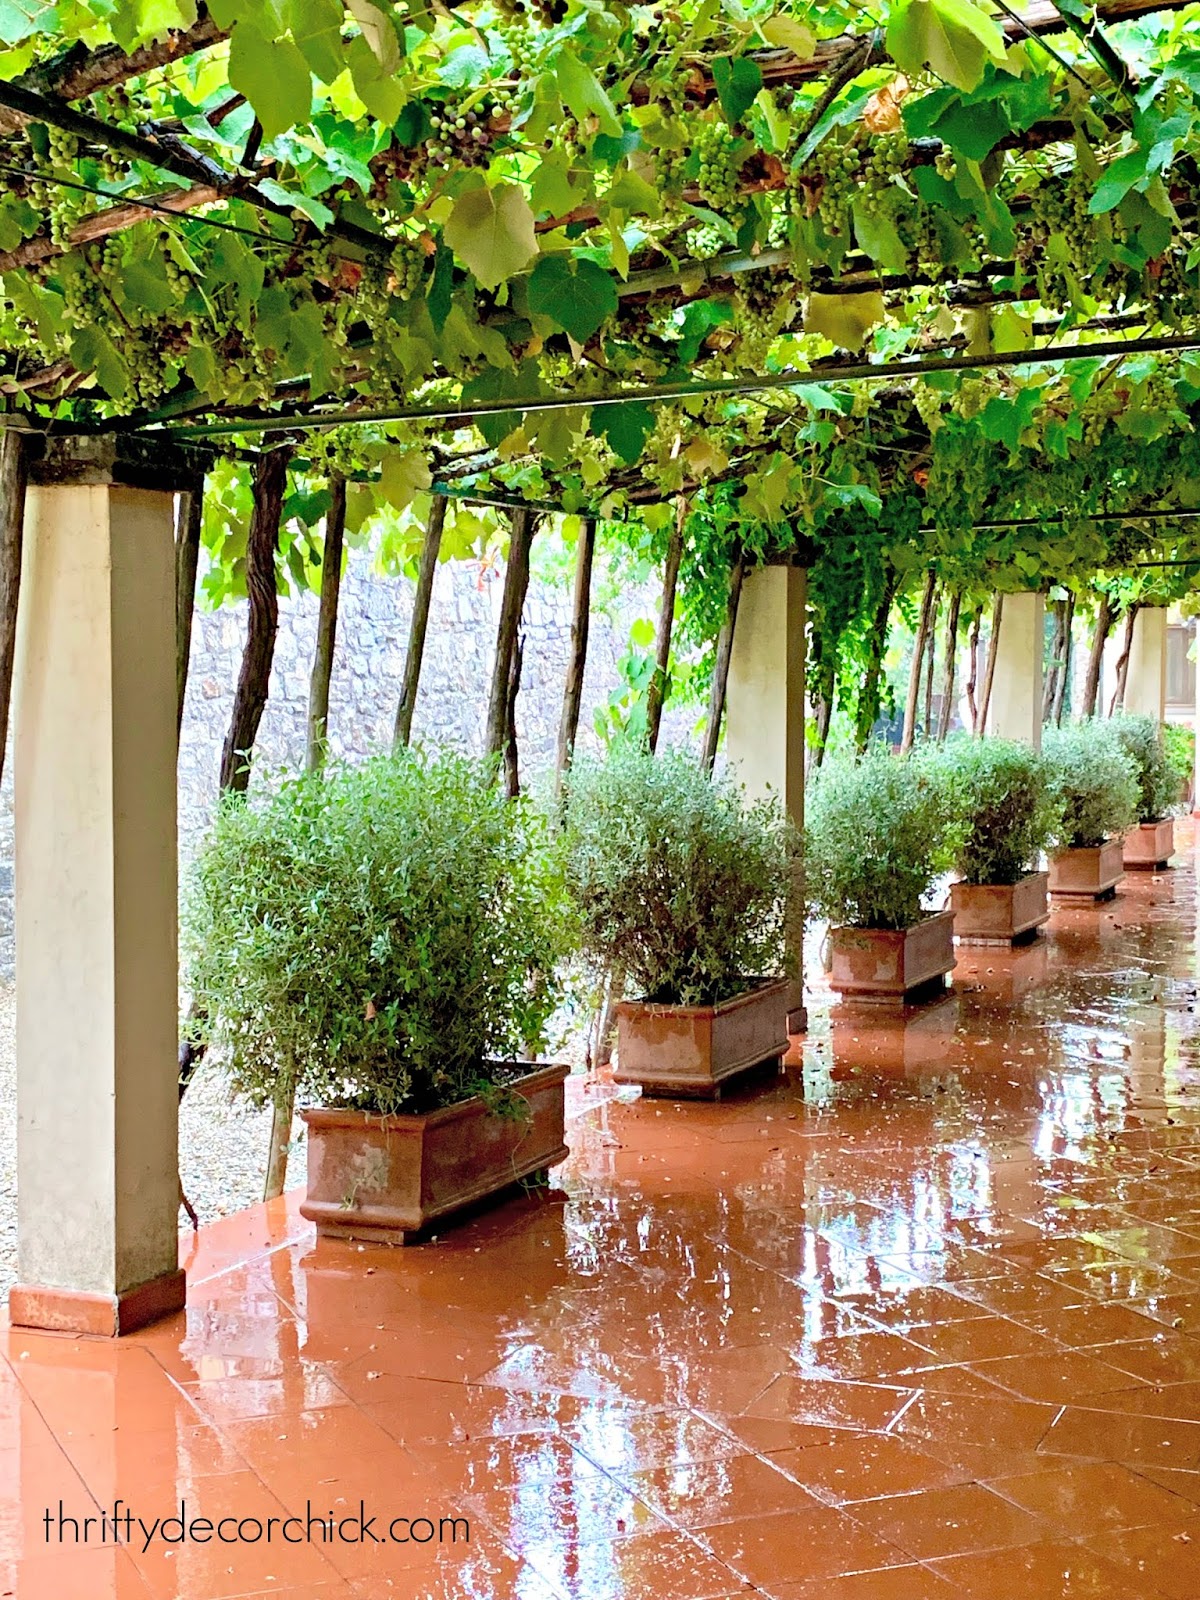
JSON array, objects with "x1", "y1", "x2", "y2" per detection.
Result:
[{"x1": 1, "y1": 0, "x2": 1199, "y2": 1334}]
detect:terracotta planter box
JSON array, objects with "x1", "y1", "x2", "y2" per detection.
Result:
[
  {"x1": 1048, "y1": 837, "x2": 1125, "y2": 901},
  {"x1": 298, "y1": 1063, "x2": 568, "y2": 1245},
  {"x1": 829, "y1": 910, "x2": 956, "y2": 1002},
  {"x1": 613, "y1": 979, "x2": 790, "y2": 1099},
  {"x1": 1123, "y1": 817, "x2": 1175, "y2": 871},
  {"x1": 950, "y1": 872, "x2": 1050, "y2": 946}
]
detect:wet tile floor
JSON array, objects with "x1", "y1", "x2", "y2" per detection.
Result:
[{"x1": 7, "y1": 831, "x2": 1200, "y2": 1597}]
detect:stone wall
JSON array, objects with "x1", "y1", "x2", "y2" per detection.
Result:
[
  {"x1": 177, "y1": 549, "x2": 654, "y2": 844},
  {"x1": 0, "y1": 548, "x2": 669, "y2": 976}
]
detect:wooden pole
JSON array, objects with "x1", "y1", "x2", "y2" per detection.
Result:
[
  {"x1": 1042, "y1": 597, "x2": 1066, "y2": 723},
  {"x1": 304, "y1": 472, "x2": 346, "y2": 773},
  {"x1": 1080, "y1": 591, "x2": 1114, "y2": 717},
  {"x1": 393, "y1": 494, "x2": 445, "y2": 750},
  {"x1": 977, "y1": 593, "x2": 1003, "y2": 735},
  {"x1": 928, "y1": 585, "x2": 947, "y2": 739},
  {"x1": 964, "y1": 603, "x2": 983, "y2": 733},
  {"x1": 900, "y1": 569, "x2": 937, "y2": 754},
  {"x1": 1109, "y1": 602, "x2": 1140, "y2": 715},
  {"x1": 1052, "y1": 589, "x2": 1075, "y2": 725},
  {"x1": 484, "y1": 507, "x2": 534, "y2": 763},
  {"x1": 219, "y1": 445, "x2": 290, "y2": 793},
  {"x1": 855, "y1": 570, "x2": 897, "y2": 752},
  {"x1": 936, "y1": 588, "x2": 962, "y2": 740},
  {"x1": 174, "y1": 479, "x2": 202, "y2": 739},
  {"x1": 503, "y1": 632, "x2": 525, "y2": 799},
  {"x1": 0, "y1": 431, "x2": 27, "y2": 790},
  {"x1": 555, "y1": 515, "x2": 596, "y2": 794},
  {"x1": 645, "y1": 497, "x2": 686, "y2": 754},
  {"x1": 700, "y1": 544, "x2": 745, "y2": 774}
]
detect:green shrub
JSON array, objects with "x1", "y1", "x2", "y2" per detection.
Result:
[
  {"x1": 1042, "y1": 722, "x2": 1139, "y2": 848},
  {"x1": 805, "y1": 745, "x2": 953, "y2": 931},
  {"x1": 933, "y1": 737, "x2": 1060, "y2": 886},
  {"x1": 1111, "y1": 714, "x2": 1182, "y2": 822},
  {"x1": 1164, "y1": 722, "x2": 1195, "y2": 794},
  {"x1": 561, "y1": 747, "x2": 799, "y2": 1006},
  {"x1": 183, "y1": 750, "x2": 572, "y2": 1117}
]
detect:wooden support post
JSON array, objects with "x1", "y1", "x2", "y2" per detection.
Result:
[
  {"x1": 304, "y1": 472, "x2": 346, "y2": 773},
  {"x1": 1080, "y1": 592, "x2": 1114, "y2": 717},
  {"x1": 645, "y1": 497, "x2": 685, "y2": 755},
  {"x1": 485, "y1": 507, "x2": 534, "y2": 763},
  {"x1": 555, "y1": 515, "x2": 596, "y2": 795},
  {"x1": 393, "y1": 494, "x2": 445, "y2": 750},
  {"x1": 977, "y1": 593, "x2": 1003, "y2": 736},
  {"x1": 901, "y1": 569, "x2": 936, "y2": 754},
  {"x1": 700, "y1": 545, "x2": 745, "y2": 774},
  {"x1": 219, "y1": 446, "x2": 289, "y2": 793}
]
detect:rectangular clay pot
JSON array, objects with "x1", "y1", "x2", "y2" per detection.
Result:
[
  {"x1": 1048, "y1": 838, "x2": 1125, "y2": 901},
  {"x1": 613, "y1": 979, "x2": 790, "y2": 1099},
  {"x1": 829, "y1": 909, "x2": 956, "y2": 1002},
  {"x1": 298, "y1": 1063, "x2": 568, "y2": 1244},
  {"x1": 1123, "y1": 817, "x2": 1174, "y2": 870},
  {"x1": 949, "y1": 872, "x2": 1050, "y2": 946}
]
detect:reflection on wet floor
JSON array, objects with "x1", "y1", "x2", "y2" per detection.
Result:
[{"x1": 6, "y1": 831, "x2": 1200, "y2": 1596}]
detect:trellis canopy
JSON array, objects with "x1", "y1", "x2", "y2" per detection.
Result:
[{"x1": 0, "y1": 0, "x2": 1199, "y2": 609}]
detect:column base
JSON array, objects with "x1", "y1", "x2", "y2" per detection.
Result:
[{"x1": 8, "y1": 1268, "x2": 185, "y2": 1337}]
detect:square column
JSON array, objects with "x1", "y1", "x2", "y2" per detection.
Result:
[
  {"x1": 8, "y1": 437, "x2": 204, "y2": 1336},
  {"x1": 986, "y1": 590, "x2": 1044, "y2": 748},
  {"x1": 724, "y1": 564, "x2": 806, "y2": 1031},
  {"x1": 1124, "y1": 605, "x2": 1167, "y2": 723}
]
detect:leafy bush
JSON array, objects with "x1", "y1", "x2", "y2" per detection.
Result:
[
  {"x1": 805, "y1": 745, "x2": 953, "y2": 931},
  {"x1": 1111, "y1": 714, "x2": 1181, "y2": 822},
  {"x1": 932, "y1": 737, "x2": 1059, "y2": 886},
  {"x1": 1042, "y1": 722, "x2": 1139, "y2": 848},
  {"x1": 562, "y1": 747, "x2": 798, "y2": 1006},
  {"x1": 1164, "y1": 722, "x2": 1195, "y2": 795},
  {"x1": 183, "y1": 750, "x2": 571, "y2": 1117}
]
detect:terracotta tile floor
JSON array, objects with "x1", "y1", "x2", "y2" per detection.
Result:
[{"x1": 7, "y1": 828, "x2": 1200, "y2": 1597}]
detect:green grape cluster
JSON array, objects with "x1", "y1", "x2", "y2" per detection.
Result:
[
  {"x1": 391, "y1": 235, "x2": 428, "y2": 300},
  {"x1": 1146, "y1": 251, "x2": 1200, "y2": 324},
  {"x1": 1142, "y1": 368, "x2": 1181, "y2": 416},
  {"x1": 949, "y1": 376, "x2": 989, "y2": 421},
  {"x1": 494, "y1": 17, "x2": 537, "y2": 74},
  {"x1": 694, "y1": 121, "x2": 743, "y2": 209},
  {"x1": 41, "y1": 128, "x2": 87, "y2": 248},
  {"x1": 904, "y1": 204, "x2": 947, "y2": 276},
  {"x1": 791, "y1": 137, "x2": 861, "y2": 236},
  {"x1": 689, "y1": 222, "x2": 726, "y2": 258},
  {"x1": 854, "y1": 133, "x2": 908, "y2": 218},
  {"x1": 660, "y1": 12, "x2": 688, "y2": 51}
]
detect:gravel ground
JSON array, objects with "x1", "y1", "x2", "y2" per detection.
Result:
[{"x1": 0, "y1": 981, "x2": 302, "y2": 1302}]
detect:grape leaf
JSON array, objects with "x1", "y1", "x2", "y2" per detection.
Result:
[
  {"x1": 886, "y1": 0, "x2": 1008, "y2": 94},
  {"x1": 527, "y1": 255, "x2": 618, "y2": 342},
  {"x1": 760, "y1": 17, "x2": 816, "y2": 60},
  {"x1": 71, "y1": 326, "x2": 130, "y2": 401},
  {"x1": 228, "y1": 22, "x2": 313, "y2": 142},
  {"x1": 346, "y1": 0, "x2": 402, "y2": 73},
  {"x1": 594, "y1": 401, "x2": 653, "y2": 463},
  {"x1": 712, "y1": 56, "x2": 763, "y2": 126},
  {"x1": 282, "y1": 0, "x2": 344, "y2": 84},
  {"x1": 444, "y1": 182, "x2": 538, "y2": 290},
  {"x1": 556, "y1": 46, "x2": 622, "y2": 138}
]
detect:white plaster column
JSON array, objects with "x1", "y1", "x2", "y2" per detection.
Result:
[
  {"x1": 8, "y1": 438, "x2": 193, "y2": 1336},
  {"x1": 1124, "y1": 605, "x2": 1167, "y2": 723},
  {"x1": 986, "y1": 590, "x2": 1044, "y2": 748},
  {"x1": 725, "y1": 564, "x2": 806, "y2": 1031}
]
